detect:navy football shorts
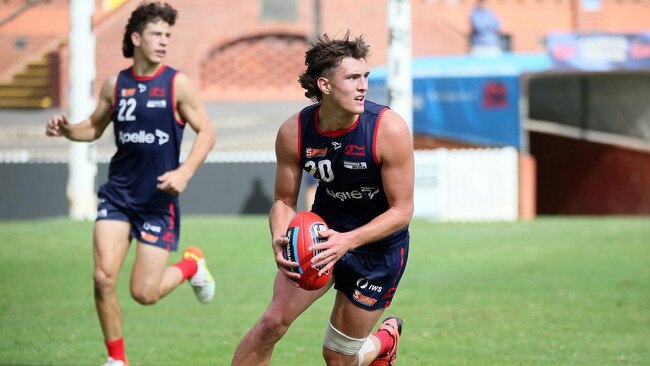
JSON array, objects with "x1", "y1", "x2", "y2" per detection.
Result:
[
  {"x1": 333, "y1": 236, "x2": 409, "y2": 310},
  {"x1": 96, "y1": 189, "x2": 181, "y2": 251}
]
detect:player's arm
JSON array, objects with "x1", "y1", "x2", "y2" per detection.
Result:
[
  {"x1": 156, "y1": 73, "x2": 216, "y2": 195},
  {"x1": 311, "y1": 110, "x2": 414, "y2": 274},
  {"x1": 45, "y1": 75, "x2": 115, "y2": 141},
  {"x1": 270, "y1": 113, "x2": 302, "y2": 283},
  {"x1": 356, "y1": 109, "x2": 415, "y2": 242}
]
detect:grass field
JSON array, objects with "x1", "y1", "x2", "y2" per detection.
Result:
[{"x1": 1, "y1": 216, "x2": 649, "y2": 365}]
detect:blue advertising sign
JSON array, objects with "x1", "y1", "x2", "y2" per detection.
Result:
[
  {"x1": 368, "y1": 53, "x2": 550, "y2": 148},
  {"x1": 547, "y1": 32, "x2": 650, "y2": 71},
  {"x1": 412, "y1": 75, "x2": 520, "y2": 147}
]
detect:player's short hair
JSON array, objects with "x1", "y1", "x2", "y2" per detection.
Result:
[
  {"x1": 298, "y1": 31, "x2": 370, "y2": 102},
  {"x1": 122, "y1": 2, "x2": 177, "y2": 58}
]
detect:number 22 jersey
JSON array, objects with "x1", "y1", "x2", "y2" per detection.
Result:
[{"x1": 106, "y1": 65, "x2": 185, "y2": 206}]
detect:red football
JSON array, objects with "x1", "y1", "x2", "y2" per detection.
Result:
[{"x1": 283, "y1": 211, "x2": 332, "y2": 291}]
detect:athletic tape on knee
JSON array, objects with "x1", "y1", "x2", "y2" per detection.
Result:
[
  {"x1": 356, "y1": 337, "x2": 376, "y2": 366},
  {"x1": 323, "y1": 322, "x2": 367, "y2": 356}
]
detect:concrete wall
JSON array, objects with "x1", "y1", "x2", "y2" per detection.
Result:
[
  {"x1": 0, "y1": 163, "x2": 69, "y2": 219},
  {"x1": 0, "y1": 162, "x2": 302, "y2": 220}
]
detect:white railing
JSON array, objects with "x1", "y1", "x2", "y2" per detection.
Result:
[{"x1": 414, "y1": 147, "x2": 519, "y2": 222}]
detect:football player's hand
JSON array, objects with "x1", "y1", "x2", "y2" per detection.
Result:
[
  {"x1": 45, "y1": 115, "x2": 69, "y2": 137},
  {"x1": 156, "y1": 167, "x2": 191, "y2": 195},
  {"x1": 273, "y1": 234, "x2": 301, "y2": 286},
  {"x1": 308, "y1": 229, "x2": 350, "y2": 276}
]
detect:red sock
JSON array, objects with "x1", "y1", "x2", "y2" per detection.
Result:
[
  {"x1": 174, "y1": 258, "x2": 198, "y2": 282},
  {"x1": 105, "y1": 337, "x2": 126, "y2": 362},
  {"x1": 374, "y1": 329, "x2": 394, "y2": 356}
]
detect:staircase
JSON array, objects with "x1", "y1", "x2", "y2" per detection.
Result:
[
  {"x1": 0, "y1": 54, "x2": 55, "y2": 108},
  {"x1": 0, "y1": 0, "x2": 63, "y2": 109}
]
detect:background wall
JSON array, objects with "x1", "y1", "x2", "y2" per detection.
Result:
[
  {"x1": 530, "y1": 132, "x2": 650, "y2": 215},
  {"x1": 0, "y1": 162, "x2": 292, "y2": 220}
]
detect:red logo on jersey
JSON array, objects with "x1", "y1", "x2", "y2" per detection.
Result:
[
  {"x1": 345, "y1": 144, "x2": 366, "y2": 157},
  {"x1": 149, "y1": 87, "x2": 166, "y2": 97},
  {"x1": 162, "y1": 232, "x2": 176, "y2": 243},
  {"x1": 306, "y1": 147, "x2": 327, "y2": 158},
  {"x1": 140, "y1": 231, "x2": 159, "y2": 243},
  {"x1": 353, "y1": 290, "x2": 377, "y2": 307},
  {"x1": 121, "y1": 88, "x2": 136, "y2": 97},
  {"x1": 381, "y1": 287, "x2": 397, "y2": 308}
]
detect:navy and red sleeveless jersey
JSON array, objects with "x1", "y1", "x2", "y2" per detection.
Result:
[
  {"x1": 105, "y1": 65, "x2": 185, "y2": 206},
  {"x1": 299, "y1": 100, "x2": 408, "y2": 253}
]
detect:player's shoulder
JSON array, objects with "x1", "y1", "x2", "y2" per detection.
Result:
[
  {"x1": 170, "y1": 70, "x2": 199, "y2": 102},
  {"x1": 278, "y1": 111, "x2": 301, "y2": 137},
  {"x1": 171, "y1": 70, "x2": 190, "y2": 88},
  {"x1": 377, "y1": 107, "x2": 407, "y2": 133},
  {"x1": 104, "y1": 72, "x2": 120, "y2": 87},
  {"x1": 275, "y1": 110, "x2": 301, "y2": 158},
  {"x1": 97, "y1": 73, "x2": 120, "y2": 101},
  {"x1": 278, "y1": 102, "x2": 320, "y2": 146},
  {"x1": 376, "y1": 107, "x2": 412, "y2": 158}
]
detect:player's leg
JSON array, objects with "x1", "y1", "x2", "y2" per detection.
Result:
[
  {"x1": 179, "y1": 245, "x2": 215, "y2": 303},
  {"x1": 93, "y1": 219, "x2": 132, "y2": 365},
  {"x1": 365, "y1": 316, "x2": 403, "y2": 366},
  {"x1": 231, "y1": 271, "x2": 334, "y2": 366},
  {"x1": 128, "y1": 201, "x2": 214, "y2": 304},
  {"x1": 322, "y1": 292, "x2": 386, "y2": 366},
  {"x1": 129, "y1": 242, "x2": 179, "y2": 304},
  {"x1": 129, "y1": 242, "x2": 212, "y2": 304},
  {"x1": 323, "y1": 244, "x2": 409, "y2": 366}
]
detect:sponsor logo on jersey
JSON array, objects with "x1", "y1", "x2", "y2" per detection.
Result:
[
  {"x1": 356, "y1": 278, "x2": 383, "y2": 292},
  {"x1": 325, "y1": 186, "x2": 380, "y2": 201},
  {"x1": 155, "y1": 129, "x2": 169, "y2": 144},
  {"x1": 118, "y1": 129, "x2": 169, "y2": 145},
  {"x1": 143, "y1": 222, "x2": 162, "y2": 233},
  {"x1": 345, "y1": 144, "x2": 366, "y2": 156},
  {"x1": 121, "y1": 88, "x2": 136, "y2": 97},
  {"x1": 306, "y1": 147, "x2": 327, "y2": 158},
  {"x1": 149, "y1": 87, "x2": 166, "y2": 97},
  {"x1": 140, "y1": 231, "x2": 159, "y2": 243},
  {"x1": 353, "y1": 289, "x2": 377, "y2": 307},
  {"x1": 343, "y1": 161, "x2": 367, "y2": 170},
  {"x1": 138, "y1": 83, "x2": 147, "y2": 93},
  {"x1": 331, "y1": 141, "x2": 342, "y2": 150},
  {"x1": 146, "y1": 100, "x2": 167, "y2": 108}
]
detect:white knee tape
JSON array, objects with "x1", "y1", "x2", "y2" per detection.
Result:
[
  {"x1": 323, "y1": 322, "x2": 367, "y2": 356},
  {"x1": 356, "y1": 337, "x2": 376, "y2": 366}
]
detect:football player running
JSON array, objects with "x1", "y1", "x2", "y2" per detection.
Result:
[
  {"x1": 231, "y1": 31, "x2": 414, "y2": 366},
  {"x1": 45, "y1": 3, "x2": 216, "y2": 365}
]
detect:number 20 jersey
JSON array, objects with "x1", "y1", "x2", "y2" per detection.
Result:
[
  {"x1": 299, "y1": 100, "x2": 409, "y2": 254},
  {"x1": 107, "y1": 65, "x2": 185, "y2": 206}
]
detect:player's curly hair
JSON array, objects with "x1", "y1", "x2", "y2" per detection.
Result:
[
  {"x1": 122, "y1": 2, "x2": 177, "y2": 58},
  {"x1": 298, "y1": 31, "x2": 370, "y2": 102}
]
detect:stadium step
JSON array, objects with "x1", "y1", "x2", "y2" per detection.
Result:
[
  {"x1": 0, "y1": 96, "x2": 52, "y2": 108},
  {"x1": 17, "y1": 65, "x2": 49, "y2": 77},
  {"x1": 0, "y1": 85, "x2": 50, "y2": 98},
  {"x1": 0, "y1": 55, "x2": 54, "y2": 109}
]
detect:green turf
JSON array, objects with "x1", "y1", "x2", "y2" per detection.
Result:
[{"x1": 1, "y1": 216, "x2": 649, "y2": 365}]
